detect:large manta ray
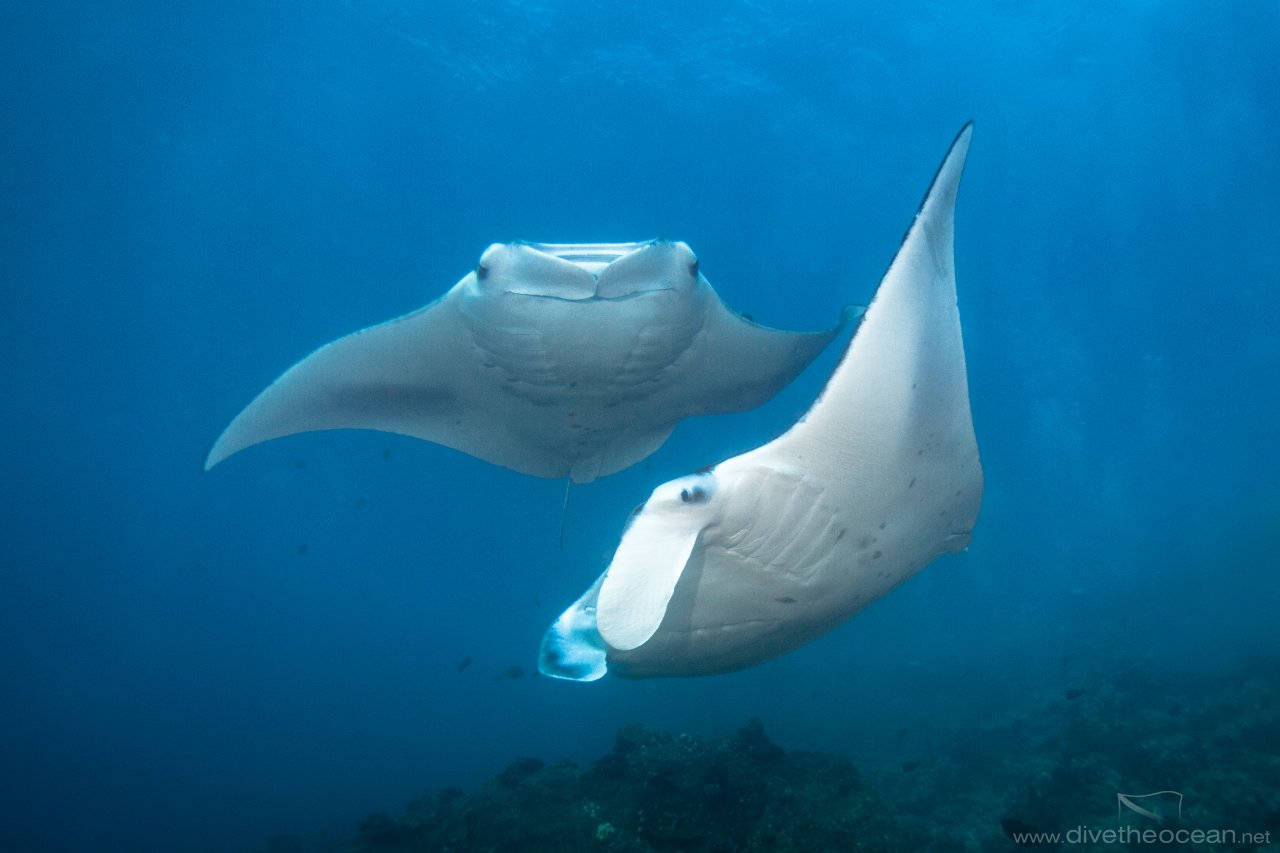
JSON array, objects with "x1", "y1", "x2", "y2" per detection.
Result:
[
  {"x1": 540, "y1": 124, "x2": 983, "y2": 680},
  {"x1": 205, "y1": 240, "x2": 850, "y2": 482}
]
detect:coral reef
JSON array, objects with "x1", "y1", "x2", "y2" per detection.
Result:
[
  {"x1": 272, "y1": 666, "x2": 1280, "y2": 853},
  {"x1": 344, "y1": 719, "x2": 909, "y2": 852},
  {"x1": 874, "y1": 667, "x2": 1280, "y2": 851}
]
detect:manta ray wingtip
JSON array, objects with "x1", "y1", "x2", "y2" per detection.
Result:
[
  {"x1": 203, "y1": 432, "x2": 236, "y2": 471},
  {"x1": 839, "y1": 304, "x2": 867, "y2": 328},
  {"x1": 202, "y1": 446, "x2": 221, "y2": 472}
]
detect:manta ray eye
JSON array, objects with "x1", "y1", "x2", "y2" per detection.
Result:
[
  {"x1": 689, "y1": 259, "x2": 699, "y2": 277},
  {"x1": 475, "y1": 262, "x2": 489, "y2": 280},
  {"x1": 679, "y1": 485, "x2": 707, "y2": 504}
]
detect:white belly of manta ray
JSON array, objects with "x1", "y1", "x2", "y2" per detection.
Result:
[{"x1": 540, "y1": 123, "x2": 984, "y2": 680}]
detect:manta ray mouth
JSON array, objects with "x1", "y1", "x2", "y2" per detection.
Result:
[
  {"x1": 516, "y1": 289, "x2": 678, "y2": 304},
  {"x1": 512, "y1": 240, "x2": 683, "y2": 301},
  {"x1": 524, "y1": 241, "x2": 656, "y2": 278}
]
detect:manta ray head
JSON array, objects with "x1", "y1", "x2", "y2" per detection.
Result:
[{"x1": 473, "y1": 240, "x2": 701, "y2": 301}]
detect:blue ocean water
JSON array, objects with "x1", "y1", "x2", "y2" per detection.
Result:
[{"x1": 2, "y1": 1, "x2": 1277, "y2": 850}]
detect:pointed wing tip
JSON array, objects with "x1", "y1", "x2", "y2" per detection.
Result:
[
  {"x1": 866, "y1": 123, "x2": 974, "y2": 287},
  {"x1": 935, "y1": 121, "x2": 975, "y2": 186},
  {"x1": 839, "y1": 304, "x2": 867, "y2": 329},
  {"x1": 203, "y1": 442, "x2": 222, "y2": 472},
  {"x1": 897, "y1": 122, "x2": 973, "y2": 242},
  {"x1": 203, "y1": 430, "x2": 241, "y2": 471}
]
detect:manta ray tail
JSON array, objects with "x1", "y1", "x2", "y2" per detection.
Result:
[{"x1": 559, "y1": 477, "x2": 573, "y2": 551}]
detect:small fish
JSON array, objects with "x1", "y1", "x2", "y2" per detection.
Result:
[
  {"x1": 382, "y1": 448, "x2": 392, "y2": 461},
  {"x1": 1065, "y1": 688, "x2": 1084, "y2": 701},
  {"x1": 901, "y1": 760, "x2": 921, "y2": 773},
  {"x1": 297, "y1": 543, "x2": 309, "y2": 555},
  {"x1": 497, "y1": 665, "x2": 525, "y2": 680},
  {"x1": 456, "y1": 657, "x2": 472, "y2": 673},
  {"x1": 294, "y1": 459, "x2": 307, "y2": 470}
]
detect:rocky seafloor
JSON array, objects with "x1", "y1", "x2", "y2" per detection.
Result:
[{"x1": 265, "y1": 666, "x2": 1280, "y2": 853}]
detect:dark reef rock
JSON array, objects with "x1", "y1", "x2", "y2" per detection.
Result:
[
  {"x1": 345, "y1": 718, "x2": 909, "y2": 853},
  {"x1": 1006, "y1": 674, "x2": 1280, "y2": 850},
  {"x1": 279, "y1": 666, "x2": 1280, "y2": 853},
  {"x1": 876, "y1": 667, "x2": 1280, "y2": 852}
]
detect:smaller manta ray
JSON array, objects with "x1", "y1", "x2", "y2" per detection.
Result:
[
  {"x1": 540, "y1": 124, "x2": 983, "y2": 680},
  {"x1": 205, "y1": 240, "x2": 851, "y2": 483}
]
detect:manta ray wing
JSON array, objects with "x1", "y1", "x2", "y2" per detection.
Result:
[
  {"x1": 206, "y1": 240, "x2": 846, "y2": 482},
  {"x1": 542, "y1": 124, "x2": 982, "y2": 678}
]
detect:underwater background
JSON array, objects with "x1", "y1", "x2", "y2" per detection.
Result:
[{"x1": 2, "y1": 1, "x2": 1278, "y2": 851}]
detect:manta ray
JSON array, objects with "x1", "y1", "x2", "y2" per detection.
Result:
[
  {"x1": 540, "y1": 123, "x2": 983, "y2": 680},
  {"x1": 205, "y1": 240, "x2": 851, "y2": 483}
]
